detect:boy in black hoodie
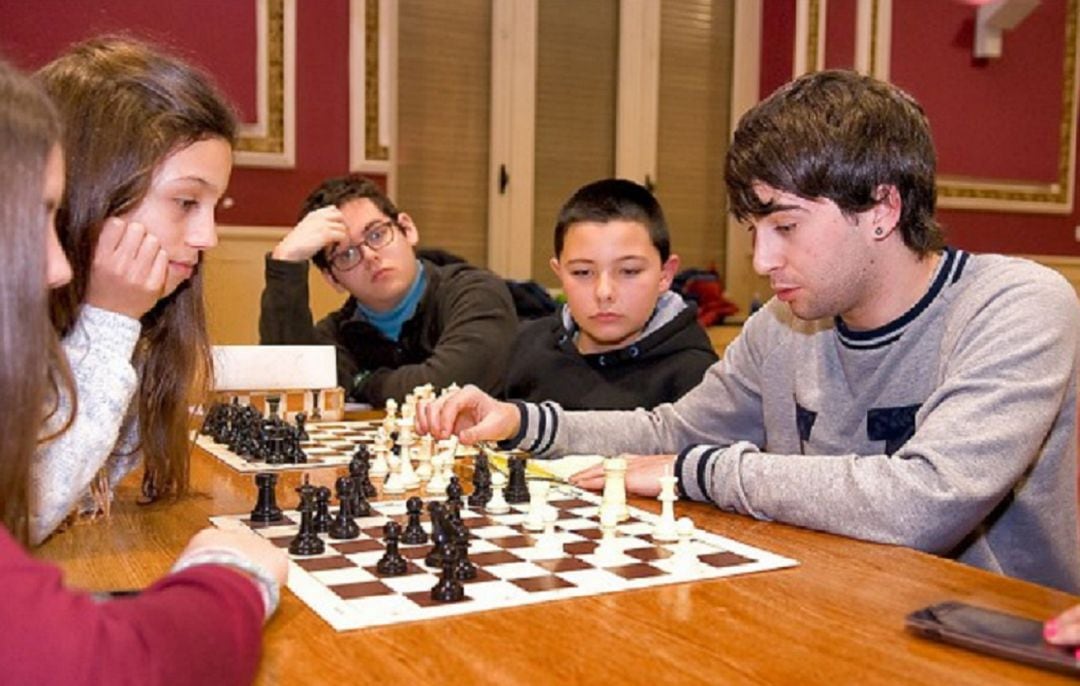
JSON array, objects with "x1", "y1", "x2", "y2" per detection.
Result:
[{"x1": 505, "y1": 179, "x2": 717, "y2": 410}]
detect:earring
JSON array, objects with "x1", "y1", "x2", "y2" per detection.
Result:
[{"x1": 874, "y1": 226, "x2": 884, "y2": 237}]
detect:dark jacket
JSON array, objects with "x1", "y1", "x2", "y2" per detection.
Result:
[
  {"x1": 259, "y1": 256, "x2": 518, "y2": 405},
  {"x1": 504, "y1": 293, "x2": 718, "y2": 410}
]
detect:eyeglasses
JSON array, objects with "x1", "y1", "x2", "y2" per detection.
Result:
[{"x1": 327, "y1": 219, "x2": 397, "y2": 271}]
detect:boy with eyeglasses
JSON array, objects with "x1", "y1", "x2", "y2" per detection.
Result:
[{"x1": 259, "y1": 174, "x2": 518, "y2": 405}]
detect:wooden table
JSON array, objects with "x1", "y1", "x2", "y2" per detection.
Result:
[{"x1": 37, "y1": 444, "x2": 1079, "y2": 685}]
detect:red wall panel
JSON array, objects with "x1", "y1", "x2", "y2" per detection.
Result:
[
  {"x1": 0, "y1": 0, "x2": 363, "y2": 228},
  {"x1": 757, "y1": 0, "x2": 1079, "y2": 256}
]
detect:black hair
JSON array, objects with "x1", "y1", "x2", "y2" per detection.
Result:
[{"x1": 554, "y1": 178, "x2": 670, "y2": 262}]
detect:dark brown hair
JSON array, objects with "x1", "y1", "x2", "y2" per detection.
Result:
[
  {"x1": 299, "y1": 173, "x2": 401, "y2": 271},
  {"x1": 726, "y1": 69, "x2": 944, "y2": 255},
  {"x1": 0, "y1": 59, "x2": 63, "y2": 544},
  {"x1": 38, "y1": 37, "x2": 237, "y2": 502}
]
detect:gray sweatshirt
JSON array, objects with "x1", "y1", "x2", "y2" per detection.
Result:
[{"x1": 510, "y1": 249, "x2": 1080, "y2": 592}]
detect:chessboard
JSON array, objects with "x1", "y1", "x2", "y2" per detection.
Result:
[
  {"x1": 196, "y1": 421, "x2": 381, "y2": 472},
  {"x1": 211, "y1": 487, "x2": 798, "y2": 632},
  {"x1": 196, "y1": 421, "x2": 481, "y2": 473}
]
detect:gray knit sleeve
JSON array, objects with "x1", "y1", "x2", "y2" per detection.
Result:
[{"x1": 29, "y1": 305, "x2": 141, "y2": 545}]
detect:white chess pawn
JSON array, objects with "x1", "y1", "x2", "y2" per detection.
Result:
[
  {"x1": 595, "y1": 507, "x2": 621, "y2": 564},
  {"x1": 425, "y1": 449, "x2": 448, "y2": 495},
  {"x1": 653, "y1": 471, "x2": 679, "y2": 542},
  {"x1": 601, "y1": 456, "x2": 629, "y2": 523},
  {"x1": 396, "y1": 425, "x2": 420, "y2": 490},
  {"x1": 416, "y1": 383, "x2": 435, "y2": 402},
  {"x1": 438, "y1": 436, "x2": 459, "y2": 485},
  {"x1": 486, "y1": 471, "x2": 510, "y2": 514},
  {"x1": 401, "y1": 394, "x2": 417, "y2": 424},
  {"x1": 381, "y1": 446, "x2": 407, "y2": 495},
  {"x1": 369, "y1": 441, "x2": 390, "y2": 478},
  {"x1": 382, "y1": 399, "x2": 398, "y2": 435},
  {"x1": 536, "y1": 506, "x2": 562, "y2": 557},
  {"x1": 415, "y1": 434, "x2": 434, "y2": 481},
  {"x1": 523, "y1": 480, "x2": 551, "y2": 531},
  {"x1": 671, "y1": 516, "x2": 700, "y2": 574},
  {"x1": 398, "y1": 449, "x2": 420, "y2": 490}
]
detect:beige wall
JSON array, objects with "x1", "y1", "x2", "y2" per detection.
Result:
[
  {"x1": 202, "y1": 226, "x2": 345, "y2": 345},
  {"x1": 1031, "y1": 255, "x2": 1080, "y2": 302}
]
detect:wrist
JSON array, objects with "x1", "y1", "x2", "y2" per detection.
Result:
[
  {"x1": 271, "y1": 243, "x2": 306, "y2": 262},
  {"x1": 171, "y1": 547, "x2": 281, "y2": 620}
]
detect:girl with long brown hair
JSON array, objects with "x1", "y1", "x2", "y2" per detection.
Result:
[
  {"x1": 0, "y1": 56, "x2": 284, "y2": 685},
  {"x1": 30, "y1": 36, "x2": 232, "y2": 543}
]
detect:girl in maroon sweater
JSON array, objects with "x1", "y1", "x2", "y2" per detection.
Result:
[{"x1": 0, "y1": 56, "x2": 285, "y2": 686}]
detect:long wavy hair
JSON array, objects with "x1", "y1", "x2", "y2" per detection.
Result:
[
  {"x1": 37, "y1": 37, "x2": 237, "y2": 502},
  {"x1": 0, "y1": 59, "x2": 70, "y2": 544}
]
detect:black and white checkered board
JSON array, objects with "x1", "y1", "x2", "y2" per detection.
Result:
[
  {"x1": 196, "y1": 421, "x2": 381, "y2": 472},
  {"x1": 211, "y1": 487, "x2": 798, "y2": 631}
]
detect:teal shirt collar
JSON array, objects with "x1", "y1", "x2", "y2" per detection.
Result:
[{"x1": 355, "y1": 261, "x2": 426, "y2": 341}]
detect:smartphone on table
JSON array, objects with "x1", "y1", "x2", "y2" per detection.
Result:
[{"x1": 906, "y1": 600, "x2": 1079, "y2": 677}]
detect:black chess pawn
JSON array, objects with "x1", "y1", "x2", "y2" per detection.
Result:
[
  {"x1": 350, "y1": 447, "x2": 376, "y2": 495},
  {"x1": 201, "y1": 402, "x2": 224, "y2": 439},
  {"x1": 349, "y1": 460, "x2": 374, "y2": 517},
  {"x1": 328, "y1": 477, "x2": 360, "y2": 539},
  {"x1": 375, "y1": 521, "x2": 408, "y2": 576},
  {"x1": 430, "y1": 529, "x2": 464, "y2": 603},
  {"x1": 312, "y1": 486, "x2": 332, "y2": 533},
  {"x1": 294, "y1": 411, "x2": 309, "y2": 441},
  {"x1": 284, "y1": 425, "x2": 306, "y2": 464},
  {"x1": 424, "y1": 502, "x2": 449, "y2": 568},
  {"x1": 352, "y1": 444, "x2": 371, "y2": 463},
  {"x1": 309, "y1": 388, "x2": 322, "y2": 421},
  {"x1": 288, "y1": 487, "x2": 325, "y2": 556},
  {"x1": 401, "y1": 496, "x2": 428, "y2": 545},
  {"x1": 451, "y1": 520, "x2": 476, "y2": 581},
  {"x1": 468, "y1": 465, "x2": 492, "y2": 508},
  {"x1": 250, "y1": 472, "x2": 284, "y2": 523},
  {"x1": 446, "y1": 476, "x2": 464, "y2": 509},
  {"x1": 505, "y1": 455, "x2": 530, "y2": 504}
]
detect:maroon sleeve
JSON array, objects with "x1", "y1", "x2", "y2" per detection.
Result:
[{"x1": 0, "y1": 528, "x2": 265, "y2": 686}]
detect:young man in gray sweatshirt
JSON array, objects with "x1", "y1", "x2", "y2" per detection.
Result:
[{"x1": 419, "y1": 69, "x2": 1080, "y2": 593}]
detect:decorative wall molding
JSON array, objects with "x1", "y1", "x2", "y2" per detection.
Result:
[
  {"x1": 234, "y1": 0, "x2": 297, "y2": 168},
  {"x1": 615, "y1": 0, "x2": 660, "y2": 186},
  {"x1": 888, "y1": 0, "x2": 1076, "y2": 214},
  {"x1": 805, "y1": 0, "x2": 1077, "y2": 214},
  {"x1": 349, "y1": 0, "x2": 396, "y2": 190},
  {"x1": 794, "y1": 0, "x2": 825, "y2": 76}
]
